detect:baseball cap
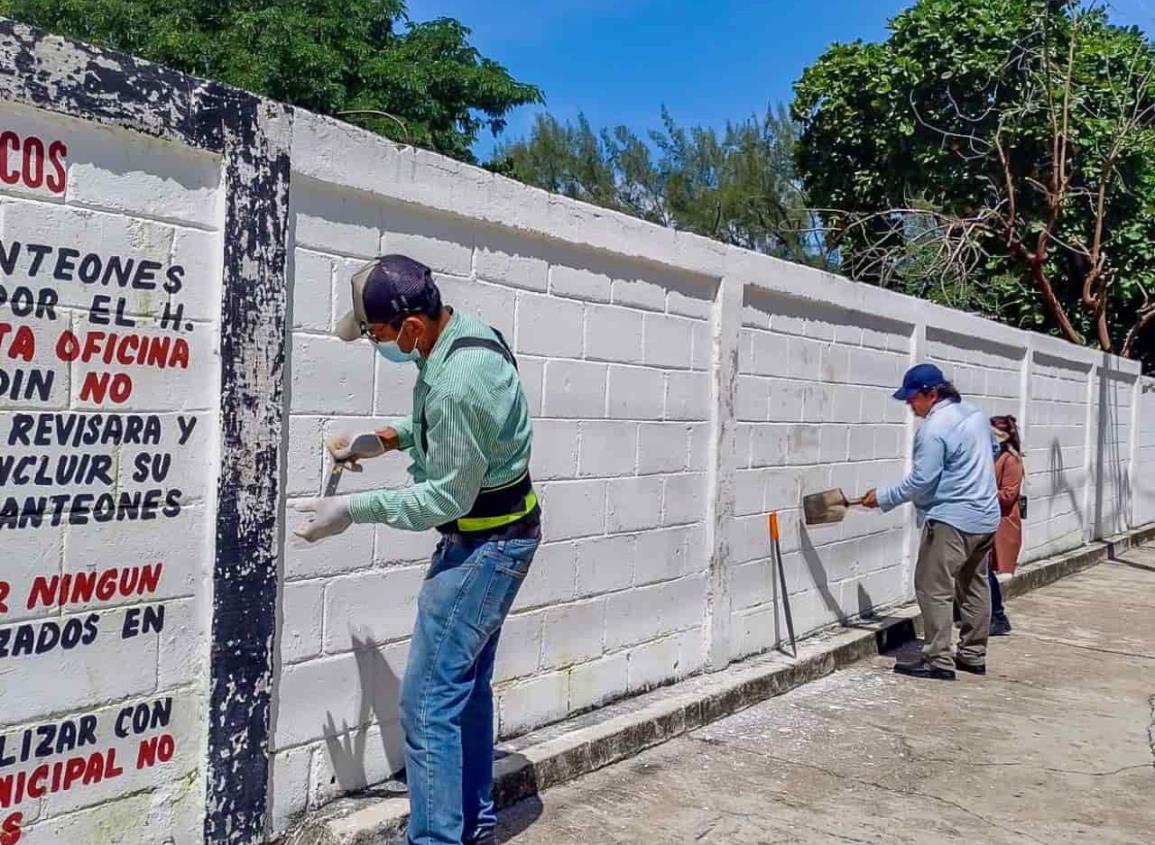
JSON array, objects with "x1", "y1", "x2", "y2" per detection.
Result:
[
  {"x1": 335, "y1": 255, "x2": 440, "y2": 341},
  {"x1": 893, "y1": 363, "x2": 946, "y2": 400}
]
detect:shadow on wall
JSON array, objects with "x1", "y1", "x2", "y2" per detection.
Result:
[
  {"x1": 1095, "y1": 355, "x2": 1133, "y2": 538},
  {"x1": 322, "y1": 634, "x2": 404, "y2": 795},
  {"x1": 1049, "y1": 439, "x2": 1085, "y2": 534},
  {"x1": 798, "y1": 522, "x2": 875, "y2": 626}
]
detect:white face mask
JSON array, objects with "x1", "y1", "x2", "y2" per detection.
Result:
[{"x1": 375, "y1": 340, "x2": 420, "y2": 364}]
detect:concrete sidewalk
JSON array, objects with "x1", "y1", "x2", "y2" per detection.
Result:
[{"x1": 497, "y1": 546, "x2": 1155, "y2": 844}]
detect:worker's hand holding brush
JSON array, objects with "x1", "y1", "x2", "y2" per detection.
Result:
[{"x1": 326, "y1": 428, "x2": 399, "y2": 471}]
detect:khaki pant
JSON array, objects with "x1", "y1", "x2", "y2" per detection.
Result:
[{"x1": 914, "y1": 521, "x2": 994, "y2": 671}]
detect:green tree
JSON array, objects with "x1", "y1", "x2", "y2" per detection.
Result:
[
  {"x1": 793, "y1": 0, "x2": 1155, "y2": 365},
  {"x1": 0, "y1": 0, "x2": 541, "y2": 162},
  {"x1": 491, "y1": 106, "x2": 823, "y2": 266}
]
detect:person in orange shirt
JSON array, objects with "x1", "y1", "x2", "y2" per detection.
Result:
[{"x1": 989, "y1": 415, "x2": 1024, "y2": 636}]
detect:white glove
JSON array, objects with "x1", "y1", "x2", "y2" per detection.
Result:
[
  {"x1": 327, "y1": 432, "x2": 386, "y2": 472},
  {"x1": 292, "y1": 496, "x2": 353, "y2": 543}
]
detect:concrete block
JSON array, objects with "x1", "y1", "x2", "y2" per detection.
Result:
[
  {"x1": 644, "y1": 314, "x2": 695, "y2": 369},
  {"x1": 802, "y1": 382, "x2": 834, "y2": 422},
  {"x1": 156, "y1": 596, "x2": 206, "y2": 688},
  {"x1": 494, "y1": 610, "x2": 544, "y2": 682},
  {"x1": 831, "y1": 385, "x2": 862, "y2": 423},
  {"x1": 544, "y1": 359, "x2": 608, "y2": 418},
  {"x1": 275, "y1": 642, "x2": 408, "y2": 750},
  {"x1": 669, "y1": 289, "x2": 713, "y2": 321},
  {"x1": 383, "y1": 204, "x2": 473, "y2": 276},
  {"x1": 311, "y1": 717, "x2": 407, "y2": 808},
  {"x1": 788, "y1": 337, "x2": 824, "y2": 379},
  {"x1": 294, "y1": 180, "x2": 383, "y2": 257},
  {"x1": 0, "y1": 606, "x2": 158, "y2": 725},
  {"x1": 607, "y1": 365, "x2": 664, "y2": 419},
  {"x1": 690, "y1": 423, "x2": 712, "y2": 471},
  {"x1": 540, "y1": 598, "x2": 606, "y2": 669},
  {"x1": 822, "y1": 344, "x2": 853, "y2": 384},
  {"x1": 834, "y1": 324, "x2": 863, "y2": 346},
  {"x1": 69, "y1": 134, "x2": 221, "y2": 227},
  {"x1": 612, "y1": 277, "x2": 666, "y2": 312},
  {"x1": 551, "y1": 264, "x2": 612, "y2": 303},
  {"x1": 634, "y1": 526, "x2": 690, "y2": 585},
  {"x1": 567, "y1": 652, "x2": 628, "y2": 712},
  {"x1": 284, "y1": 518, "x2": 374, "y2": 579},
  {"x1": 750, "y1": 423, "x2": 789, "y2": 468},
  {"x1": 498, "y1": 670, "x2": 570, "y2": 737},
  {"x1": 575, "y1": 534, "x2": 636, "y2": 597},
  {"x1": 531, "y1": 419, "x2": 580, "y2": 480},
  {"x1": 283, "y1": 580, "x2": 326, "y2": 664},
  {"x1": 374, "y1": 524, "x2": 437, "y2": 566},
  {"x1": 167, "y1": 225, "x2": 222, "y2": 323},
  {"x1": 291, "y1": 334, "x2": 374, "y2": 415},
  {"x1": 286, "y1": 416, "x2": 325, "y2": 497},
  {"x1": 627, "y1": 635, "x2": 682, "y2": 693},
  {"x1": 766, "y1": 378, "x2": 806, "y2": 423},
  {"x1": 819, "y1": 425, "x2": 850, "y2": 462},
  {"x1": 750, "y1": 331, "x2": 790, "y2": 377},
  {"x1": 606, "y1": 476, "x2": 664, "y2": 533},
  {"x1": 737, "y1": 375, "x2": 769, "y2": 422},
  {"x1": 638, "y1": 422, "x2": 690, "y2": 475},
  {"x1": 475, "y1": 230, "x2": 549, "y2": 292},
  {"x1": 691, "y1": 320, "x2": 712, "y2": 371},
  {"x1": 663, "y1": 473, "x2": 706, "y2": 526},
  {"x1": 322, "y1": 567, "x2": 425, "y2": 653},
  {"x1": 666, "y1": 371, "x2": 710, "y2": 421},
  {"x1": 434, "y1": 275, "x2": 517, "y2": 340},
  {"x1": 734, "y1": 468, "x2": 765, "y2": 516},
  {"x1": 271, "y1": 746, "x2": 315, "y2": 833},
  {"x1": 520, "y1": 355, "x2": 545, "y2": 416},
  {"x1": 538, "y1": 480, "x2": 607, "y2": 541},
  {"x1": 729, "y1": 559, "x2": 773, "y2": 612},
  {"x1": 849, "y1": 425, "x2": 876, "y2": 461},
  {"x1": 292, "y1": 249, "x2": 334, "y2": 332},
  {"x1": 513, "y1": 541, "x2": 576, "y2": 611},
  {"x1": 517, "y1": 293, "x2": 585, "y2": 358},
  {"x1": 874, "y1": 426, "x2": 904, "y2": 460},
  {"x1": 584, "y1": 304, "x2": 645, "y2": 364},
  {"x1": 787, "y1": 424, "x2": 822, "y2": 466},
  {"x1": 579, "y1": 420, "x2": 638, "y2": 477}
]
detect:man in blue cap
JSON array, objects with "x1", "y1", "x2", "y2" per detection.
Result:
[
  {"x1": 292, "y1": 254, "x2": 539, "y2": 845},
  {"x1": 862, "y1": 363, "x2": 1000, "y2": 680}
]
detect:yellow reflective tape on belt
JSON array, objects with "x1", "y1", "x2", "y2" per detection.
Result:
[{"x1": 455, "y1": 490, "x2": 539, "y2": 533}]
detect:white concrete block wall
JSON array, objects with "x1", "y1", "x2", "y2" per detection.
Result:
[
  {"x1": 1024, "y1": 354, "x2": 1093, "y2": 559},
  {"x1": 274, "y1": 180, "x2": 718, "y2": 822},
  {"x1": 731, "y1": 290, "x2": 910, "y2": 660},
  {"x1": 0, "y1": 101, "x2": 221, "y2": 843}
]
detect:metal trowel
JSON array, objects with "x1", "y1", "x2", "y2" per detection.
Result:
[{"x1": 802, "y1": 488, "x2": 865, "y2": 526}]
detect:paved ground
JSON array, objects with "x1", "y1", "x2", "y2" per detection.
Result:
[{"x1": 498, "y1": 546, "x2": 1155, "y2": 844}]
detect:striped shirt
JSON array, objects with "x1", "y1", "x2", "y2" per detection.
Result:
[{"x1": 347, "y1": 310, "x2": 533, "y2": 531}]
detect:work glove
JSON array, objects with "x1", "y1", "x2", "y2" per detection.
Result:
[
  {"x1": 292, "y1": 496, "x2": 353, "y2": 543},
  {"x1": 327, "y1": 432, "x2": 386, "y2": 472}
]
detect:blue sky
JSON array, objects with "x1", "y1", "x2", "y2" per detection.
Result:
[{"x1": 405, "y1": 0, "x2": 1155, "y2": 160}]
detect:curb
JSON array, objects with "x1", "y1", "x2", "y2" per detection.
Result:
[{"x1": 280, "y1": 524, "x2": 1155, "y2": 845}]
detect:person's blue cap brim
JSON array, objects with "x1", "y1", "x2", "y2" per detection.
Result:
[{"x1": 892, "y1": 387, "x2": 917, "y2": 401}]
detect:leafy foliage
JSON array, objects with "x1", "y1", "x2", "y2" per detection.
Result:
[
  {"x1": 0, "y1": 0, "x2": 542, "y2": 162},
  {"x1": 793, "y1": 0, "x2": 1155, "y2": 365},
  {"x1": 491, "y1": 106, "x2": 825, "y2": 266}
]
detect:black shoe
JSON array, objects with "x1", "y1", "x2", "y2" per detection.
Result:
[
  {"x1": 954, "y1": 657, "x2": 987, "y2": 675},
  {"x1": 894, "y1": 661, "x2": 956, "y2": 681},
  {"x1": 990, "y1": 615, "x2": 1012, "y2": 637}
]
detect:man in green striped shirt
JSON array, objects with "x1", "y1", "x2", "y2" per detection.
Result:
[{"x1": 293, "y1": 255, "x2": 540, "y2": 845}]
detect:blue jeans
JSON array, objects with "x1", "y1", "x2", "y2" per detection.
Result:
[{"x1": 400, "y1": 533, "x2": 539, "y2": 845}]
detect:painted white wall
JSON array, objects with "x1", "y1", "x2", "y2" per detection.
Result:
[{"x1": 0, "y1": 101, "x2": 221, "y2": 843}]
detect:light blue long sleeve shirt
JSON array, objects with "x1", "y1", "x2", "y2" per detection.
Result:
[{"x1": 878, "y1": 399, "x2": 1001, "y2": 535}]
